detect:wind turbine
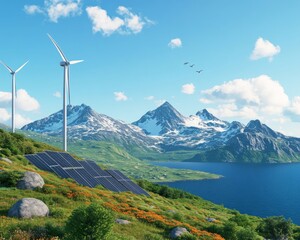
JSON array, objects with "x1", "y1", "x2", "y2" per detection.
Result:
[
  {"x1": 47, "y1": 34, "x2": 83, "y2": 152},
  {"x1": 0, "y1": 60, "x2": 29, "y2": 133}
]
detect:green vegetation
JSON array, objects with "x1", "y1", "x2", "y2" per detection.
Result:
[
  {"x1": 65, "y1": 203, "x2": 115, "y2": 240},
  {"x1": 0, "y1": 170, "x2": 23, "y2": 187}
]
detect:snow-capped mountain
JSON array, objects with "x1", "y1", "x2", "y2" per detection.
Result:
[
  {"x1": 133, "y1": 102, "x2": 243, "y2": 150},
  {"x1": 21, "y1": 104, "x2": 158, "y2": 150}
]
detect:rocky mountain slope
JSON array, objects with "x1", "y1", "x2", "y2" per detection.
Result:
[{"x1": 21, "y1": 104, "x2": 158, "y2": 151}]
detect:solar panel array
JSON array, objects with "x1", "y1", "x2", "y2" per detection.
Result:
[{"x1": 25, "y1": 151, "x2": 149, "y2": 196}]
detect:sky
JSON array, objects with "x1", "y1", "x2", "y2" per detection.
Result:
[{"x1": 0, "y1": 0, "x2": 300, "y2": 136}]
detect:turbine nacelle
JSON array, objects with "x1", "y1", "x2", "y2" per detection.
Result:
[{"x1": 60, "y1": 61, "x2": 69, "y2": 67}]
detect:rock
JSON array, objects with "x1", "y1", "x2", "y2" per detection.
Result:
[
  {"x1": 206, "y1": 217, "x2": 216, "y2": 222},
  {"x1": 170, "y1": 227, "x2": 189, "y2": 239},
  {"x1": 0, "y1": 157, "x2": 12, "y2": 164},
  {"x1": 17, "y1": 171, "x2": 44, "y2": 190},
  {"x1": 116, "y1": 219, "x2": 131, "y2": 224},
  {"x1": 8, "y1": 198, "x2": 49, "y2": 218}
]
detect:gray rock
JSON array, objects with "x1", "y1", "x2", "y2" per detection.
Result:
[
  {"x1": 116, "y1": 219, "x2": 131, "y2": 224},
  {"x1": 17, "y1": 171, "x2": 44, "y2": 190},
  {"x1": 206, "y1": 217, "x2": 216, "y2": 222},
  {"x1": 8, "y1": 198, "x2": 49, "y2": 218},
  {"x1": 0, "y1": 157, "x2": 12, "y2": 164},
  {"x1": 170, "y1": 227, "x2": 189, "y2": 239}
]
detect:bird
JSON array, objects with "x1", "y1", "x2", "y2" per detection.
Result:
[
  {"x1": 196, "y1": 70, "x2": 203, "y2": 73},
  {"x1": 184, "y1": 62, "x2": 189, "y2": 65},
  {"x1": 190, "y1": 64, "x2": 195, "y2": 67}
]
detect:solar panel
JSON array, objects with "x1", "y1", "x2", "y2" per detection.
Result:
[
  {"x1": 59, "y1": 152, "x2": 82, "y2": 167},
  {"x1": 64, "y1": 169, "x2": 93, "y2": 187},
  {"x1": 25, "y1": 151, "x2": 149, "y2": 195},
  {"x1": 25, "y1": 154, "x2": 53, "y2": 172},
  {"x1": 35, "y1": 152, "x2": 59, "y2": 166},
  {"x1": 45, "y1": 151, "x2": 73, "y2": 168},
  {"x1": 51, "y1": 166, "x2": 70, "y2": 179}
]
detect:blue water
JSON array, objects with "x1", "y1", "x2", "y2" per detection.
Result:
[{"x1": 153, "y1": 162, "x2": 300, "y2": 224}]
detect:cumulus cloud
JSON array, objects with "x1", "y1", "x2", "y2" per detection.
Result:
[
  {"x1": 114, "y1": 92, "x2": 128, "y2": 101},
  {"x1": 15, "y1": 114, "x2": 32, "y2": 128},
  {"x1": 201, "y1": 75, "x2": 289, "y2": 119},
  {"x1": 53, "y1": 91, "x2": 62, "y2": 98},
  {"x1": 86, "y1": 5, "x2": 152, "y2": 36},
  {"x1": 0, "y1": 89, "x2": 40, "y2": 112},
  {"x1": 24, "y1": 5, "x2": 43, "y2": 14},
  {"x1": 16, "y1": 89, "x2": 40, "y2": 111},
  {"x1": 24, "y1": 0, "x2": 82, "y2": 23},
  {"x1": 168, "y1": 38, "x2": 182, "y2": 48},
  {"x1": 86, "y1": 6, "x2": 124, "y2": 35},
  {"x1": 250, "y1": 37, "x2": 281, "y2": 61},
  {"x1": 289, "y1": 97, "x2": 300, "y2": 115},
  {"x1": 181, "y1": 83, "x2": 195, "y2": 95},
  {"x1": 0, "y1": 108, "x2": 10, "y2": 122}
]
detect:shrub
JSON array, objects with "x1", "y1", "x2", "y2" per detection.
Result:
[
  {"x1": 257, "y1": 216, "x2": 292, "y2": 240},
  {"x1": 65, "y1": 203, "x2": 115, "y2": 240},
  {"x1": 0, "y1": 171, "x2": 23, "y2": 187}
]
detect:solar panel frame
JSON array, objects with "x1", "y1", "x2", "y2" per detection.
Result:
[
  {"x1": 64, "y1": 169, "x2": 93, "y2": 187},
  {"x1": 59, "y1": 152, "x2": 82, "y2": 167},
  {"x1": 25, "y1": 154, "x2": 53, "y2": 172},
  {"x1": 35, "y1": 152, "x2": 59, "y2": 166},
  {"x1": 51, "y1": 166, "x2": 70, "y2": 179}
]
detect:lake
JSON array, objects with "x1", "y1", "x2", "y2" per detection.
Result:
[{"x1": 153, "y1": 162, "x2": 300, "y2": 224}]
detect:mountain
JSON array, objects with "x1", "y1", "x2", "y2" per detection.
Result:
[
  {"x1": 133, "y1": 102, "x2": 243, "y2": 150},
  {"x1": 132, "y1": 101, "x2": 185, "y2": 135},
  {"x1": 21, "y1": 104, "x2": 158, "y2": 151},
  {"x1": 188, "y1": 119, "x2": 300, "y2": 163}
]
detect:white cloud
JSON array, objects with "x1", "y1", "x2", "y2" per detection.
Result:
[
  {"x1": 250, "y1": 37, "x2": 281, "y2": 61},
  {"x1": 181, "y1": 83, "x2": 195, "y2": 95},
  {"x1": 53, "y1": 91, "x2": 62, "y2": 98},
  {"x1": 201, "y1": 75, "x2": 289, "y2": 120},
  {"x1": 145, "y1": 96, "x2": 155, "y2": 100},
  {"x1": 15, "y1": 114, "x2": 32, "y2": 128},
  {"x1": 168, "y1": 38, "x2": 182, "y2": 48},
  {"x1": 114, "y1": 92, "x2": 128, "y2": 101},
  {"x1": 0, "y1": 108, "x2": 10, "y2": 122},
  {"x1": 86, "y1": 5, "x2": 152, "y2": 36},
  {"x1": 24, "y1": 0, "x2": 82, "y2": 23},
  {"x1": 47, "y1": 0, "x2": 81, "y2": 22},
  {"x1": 86, "y1": 6, "x2": 124, "y2": 35},
  {"x1": 24, "y1": 5, "x2": 43, "y2": 14},
  {"x1": 289, "y1": 96, "x2": 300, "y2": 115},
  {"x1": 16, "y1": 89, "x2": 40, "y2": 111}
]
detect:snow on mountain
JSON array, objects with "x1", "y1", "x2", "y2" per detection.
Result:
[
  {"x1": 21, "y1": 104, "x2": 158, "y2": 150},
  {"x1": 133, "y1": 102, "x2": 244, "y2": 150}
]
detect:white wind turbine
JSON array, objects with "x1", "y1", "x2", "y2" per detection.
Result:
[
  {"x1": 0, "y1": 60, "x2": 29, "y2": 133},
  {"x1": 48, "y1": 34, "x2": 83, "y2": 152}
]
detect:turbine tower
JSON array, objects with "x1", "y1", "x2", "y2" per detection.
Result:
[
  {"x1": 48, "y1": 34, "x2": 83, "y2": 152},
  {"x1": 0, "y1": 61, "x2": 29, "y2": 133}
]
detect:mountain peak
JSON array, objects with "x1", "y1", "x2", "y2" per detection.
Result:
[
  {"x1": 245, "y1": 119, "x2": 278, "y2": 138},
  {"x1": 196, "y1": 109, "x2": 219, "y2": 121},
  {"x1": 133, "y1": 102, "x2": 185, "y2": 135}
]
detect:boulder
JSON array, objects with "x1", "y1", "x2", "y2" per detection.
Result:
[
  {"x1": 170, "y1": 227, "x2": 189, "y2": 239},
  {"x1": 8, "y1": 198, "x2": 49, "y2": 218},
  {"x1": 0, "y1": 157, "x2": 12, "y2": 164},
  {"x1": 17, "y1": 171, "x2": 44, "y2": 190},
  {"x1": 116, "y1": 219, "x2": 131, "y2": 225}
]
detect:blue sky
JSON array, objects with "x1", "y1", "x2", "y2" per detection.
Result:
[{"x1": 1, "y1": 0, "x2": 300, "y2": 136}]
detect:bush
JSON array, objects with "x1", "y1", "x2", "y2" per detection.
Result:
[
  {"x1": 0, "y1": 171, "x2": 23, "y2": 187},
  {"x1": 65, "y1": 203, "x2": 115, "y2": 240},
  {"x1": 257, "y1": 216, "x2": 292, "y2": 240},
  {"x1": 237, "y1": 228, "x2": 262, "y2": 240}
]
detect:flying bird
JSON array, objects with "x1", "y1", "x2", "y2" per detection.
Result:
[
  {"x1": 190, "y1": 64, "x2": 195, "y2": 67},
  {"x1": 196, "y1": 70, "x2": 203, "y2": 73},
  {"x1": 184, "y1": 62, "x2": 189, "y2": 65}
]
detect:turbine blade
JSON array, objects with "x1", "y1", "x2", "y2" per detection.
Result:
[
  {"x1": 0, "y1": 61, "x2": 14, "y2": 73},
  {"x1": 47, "y1": 34, "x2": 68, "y2": 62},
  {"x1": 69, "y1": 60, "x2": 84, "y2": 65},
  {"x1": 15, "y1": 60, "x2": 29, "y2": 73}
]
